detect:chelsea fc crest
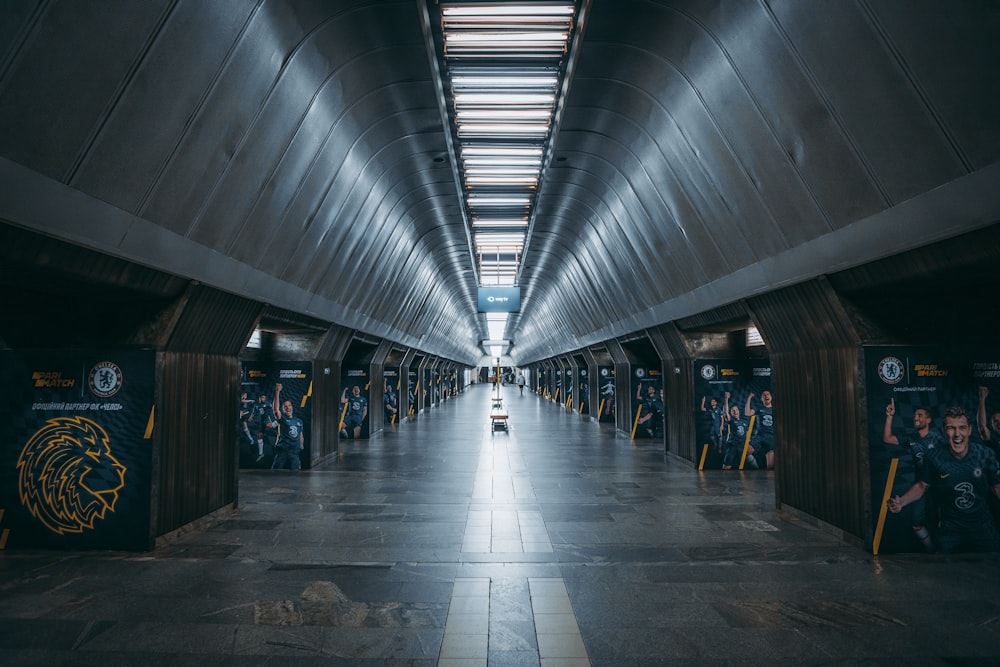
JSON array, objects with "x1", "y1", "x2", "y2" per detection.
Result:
[
  {"x1": 700, "y1": 364, "x2": 716, "y2": 380},
  {"x1": 89, "y1": 361, "x2": 124, "y2": 398},
  {"x1": 877, "y1": 356, "x2": 904, "y2": 385}
]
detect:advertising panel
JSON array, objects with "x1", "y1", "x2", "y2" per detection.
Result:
[
  {"x1": 384, "y1": 368, "x2": 400, "y2": 425},
  {"x1": 239, "y1": 362, "x2": 312, "y2": 468},
  {"x1": 408, "y1": 369, "x2": 419, "y2": 416},
  {"x1": 632, "y1": 367, "x2": 663, "y2": 438},
  {"x1": 340, "y1": 367, "x2": 369, "y2": 440},
  {"x1": 693, "y1": 359, "x2": 773, "y2": 470},
  {"x1": 597, "y1": 366, "x2": 615, "y2": 422},
  {"x1": 578, "y1": 367, "x2": 590, "y2": 415},
  {"x1": 0, "y1": 349, "x2": 155, "y2": 550},
  {"x1": 866, "y1": 346, "x2": 1000, "y2": 554}
]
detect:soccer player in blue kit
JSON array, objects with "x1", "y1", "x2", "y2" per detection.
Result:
[
  {"x1": 701, "y1": 395, "x2": 724, "y2": 453},
  {"x1": 977, "y1": 386, "x2": 1000, "y2": 457},
  {"x1": 271, "y1": 383, "x2": 303, "y2": 471},
  {"x1": 341, "y1": 385, "x2": 368, "y2": 439},
  {"x1": 745, "y1": 391, "x2": 775, "y2": 469},
  {"x1": 888, "y1": 406, "x2": 1000, "y2": 553},
  {"x1": 722, "y1": 392, "x2": 757, "y2": 470},
  {"x1": 882, "y1": 398, "x2": 945, "y2": 551}
]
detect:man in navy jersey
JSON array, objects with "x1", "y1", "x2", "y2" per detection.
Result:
[
  {"x1": 883, "y1": 398, "x2": 945, "y2": 550},
  {"x1": 383, "y1": 381, "x2": 398, "y2": 425},
  {"x1": 271, "y1": 383, "x2": 303, "y2": 471},
  {"x1": 636, "y1": 383, "x2": 662, "y2": 438},
  {"x1": 745, "y1": 391, "x2": 775, "y2": 469},
  {"x1": 977, "y1": 386, "x2": 1000, "y2": 457},
  {"x1": 341, "y1": 385, "x2": 368, "y2": 439},
  {"x1": 239, "y1": 392, "x2": 254, "y2": 448},
  {"x1": 701, "y1": 395, "x2": 724, "y2": 453},
  {"x1": 722, "y1": 392, "x2": 757, "y2": 470},
  {"x1": 252, "y1": 392, "x2": 275, "y2": 462},
  {"x1": 888, "y1": 406, "x2": 1000, "y2": 553}
]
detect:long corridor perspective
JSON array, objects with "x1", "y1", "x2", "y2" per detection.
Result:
[{"x1": 2, "y1": 384, "x2": 999, "y2": 666}]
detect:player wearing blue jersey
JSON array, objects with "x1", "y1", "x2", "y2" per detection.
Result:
[
  {"x1": 883, "y1": 399, "x2": 945, "y2": 550},
  {"x1": 745, "y1": 391, "x2": 775, "y2": 469},
  {"x1": 722, "y1": 392, "x2": 757, "y2": 470},
  {"x1": 636, "y1": 383, "x2": 663, "y2": 438},
  {"x1": 701, "y1": 395, "x2": 724, "y2": 453},
  {"x1": 889, "y1": 406, "x2": 1000, "y2": 553},
  {"x1": 239, "y1": 392, "x2": 254, "y2": 447},
  {"x1": 271, "y1": 383, "x2": 303, "y2": 471},
  {"x1": 977, "y1": 386, "x2": 1000, "y2": 458},
  {"x1": 341, "y1": 385, "x2": 368, "y2": 439},
  {"x1": 384, "y1": 381, "x2": 398, "y2": 425},
  {"x1": 253, "y1": 392, "x2": 275, "y2": 462}
]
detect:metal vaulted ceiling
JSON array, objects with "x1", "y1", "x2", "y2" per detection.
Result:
[{"x1": 1, "y1": 1, "x2": 999, "y2": 365}]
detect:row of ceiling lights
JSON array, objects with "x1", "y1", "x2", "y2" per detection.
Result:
[
  {"x1": 440, "y1": 2, "x2": 576, "y2": 291},
  {"x1": 438, "y1": 2, "x2": 576, "y2": 358}
]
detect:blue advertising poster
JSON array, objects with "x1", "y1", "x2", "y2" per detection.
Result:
[
  {"x1": 578, "y1": 367, "x2": 590, "y2": 415},
  {"x1": 632, "y1": 367, "x2": 663, "y2": 439},
  {"x1": 693, "y1": 359, "x2": 773, "y2": 470},
  {"x1": 384, "y1": 368, "x2": 400, "y2": 425},
  {"x1": 0, "y1": 349, "x2": 155, "y2": 550},
  {"x1": 239, "y1": 362, "x2": 312, "y2": 468},
  {"x1": 866, "y1": 346, "x2": 1000, "y2": 554},
  {"x1": 597, "y1": 366, "x2": 615, "y2": 422},
  {"x1": 340, "y1": 367, "x2": 369, "y2": 439}
]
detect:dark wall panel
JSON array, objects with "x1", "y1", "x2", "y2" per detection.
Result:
[
  {"x1": 648, "y1": 323, "x2": 697, "y2": 462},
  {"x1": 748, "y1": 280, "x2": 868, "y2": 540},
  {"x1": 156, "y1": 351, "x2": 238, "y2": 535}
]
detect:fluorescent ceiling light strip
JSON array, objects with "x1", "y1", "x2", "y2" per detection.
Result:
[
  {"x1": 446, "y1": 23, "x2": 572, "y2": 34},
  {"x1": 455, "y1": 93, "x2": 555, "y2": 105},
  {"x1": 446, "y1": 29, "x2": 568, "y2": 39},
  {"x1": 468, "y1": 198, "x2": 531, "y2": 205},
  {"x1": 452, "y1": 76, "x2": 558, "y2": 87},
  {"x1": 463, "y1": 158, "x2": 541, "y2": 167},
  {"x1": 443, "y1": 5, "x2": 574, "y2": 17},
  {"x1": 466, "y1": 167, "x2": 539, "y2": 175},
  {"x1": 462, "y1": 147, "x2": 544, "y2": 156},
  {"x1": 460, "y1": 125, "x2": 549, "y2": 135},
  {"x1": 467, "y1": 177, "x2": 538, "y2": 186},
  {"x1": 477, "y1": 237, "x2": 525, "y2": 245},
  {"x1": 447, "y1": 44, "x2": 566, "y2": 51},
  {"x1": 457, "y1": 109, "x2": 552, "y2": 120}
]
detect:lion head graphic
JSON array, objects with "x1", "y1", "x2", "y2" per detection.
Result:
[{"x1": 17, "y1": 416, "x2": 127, "y2": 535}]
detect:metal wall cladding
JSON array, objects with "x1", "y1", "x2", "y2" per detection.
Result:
[
  {"x1": 510, "y1": 0, "x2": 1000, "y2": 363},
  {"x1": 647, "y1": 323, "x2": 698, "y2": 461},
  {"x1": 165, "y1": 285, "x2": 262, "y2": 355},
  {"x1": 1, "y1": 1, "x2": 998, "y2": 367},
  {"x1": 0, "y1": 0, "x2": 482, "y2": 364},
  {"x1": 675, "y1": 302, "x2": 751, "y2": 333},
  {"x1": 156, "y1": 351, "x2": 239, "y2": 535}
]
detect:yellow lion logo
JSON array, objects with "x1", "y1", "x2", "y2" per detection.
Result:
[{"x1": 17, "y1": 416, "x2": 127, "y2": 535}]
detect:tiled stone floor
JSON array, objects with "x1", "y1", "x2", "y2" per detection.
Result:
[{"x1": 1, "y1": 383, "x2": 999, "y2": 665}]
